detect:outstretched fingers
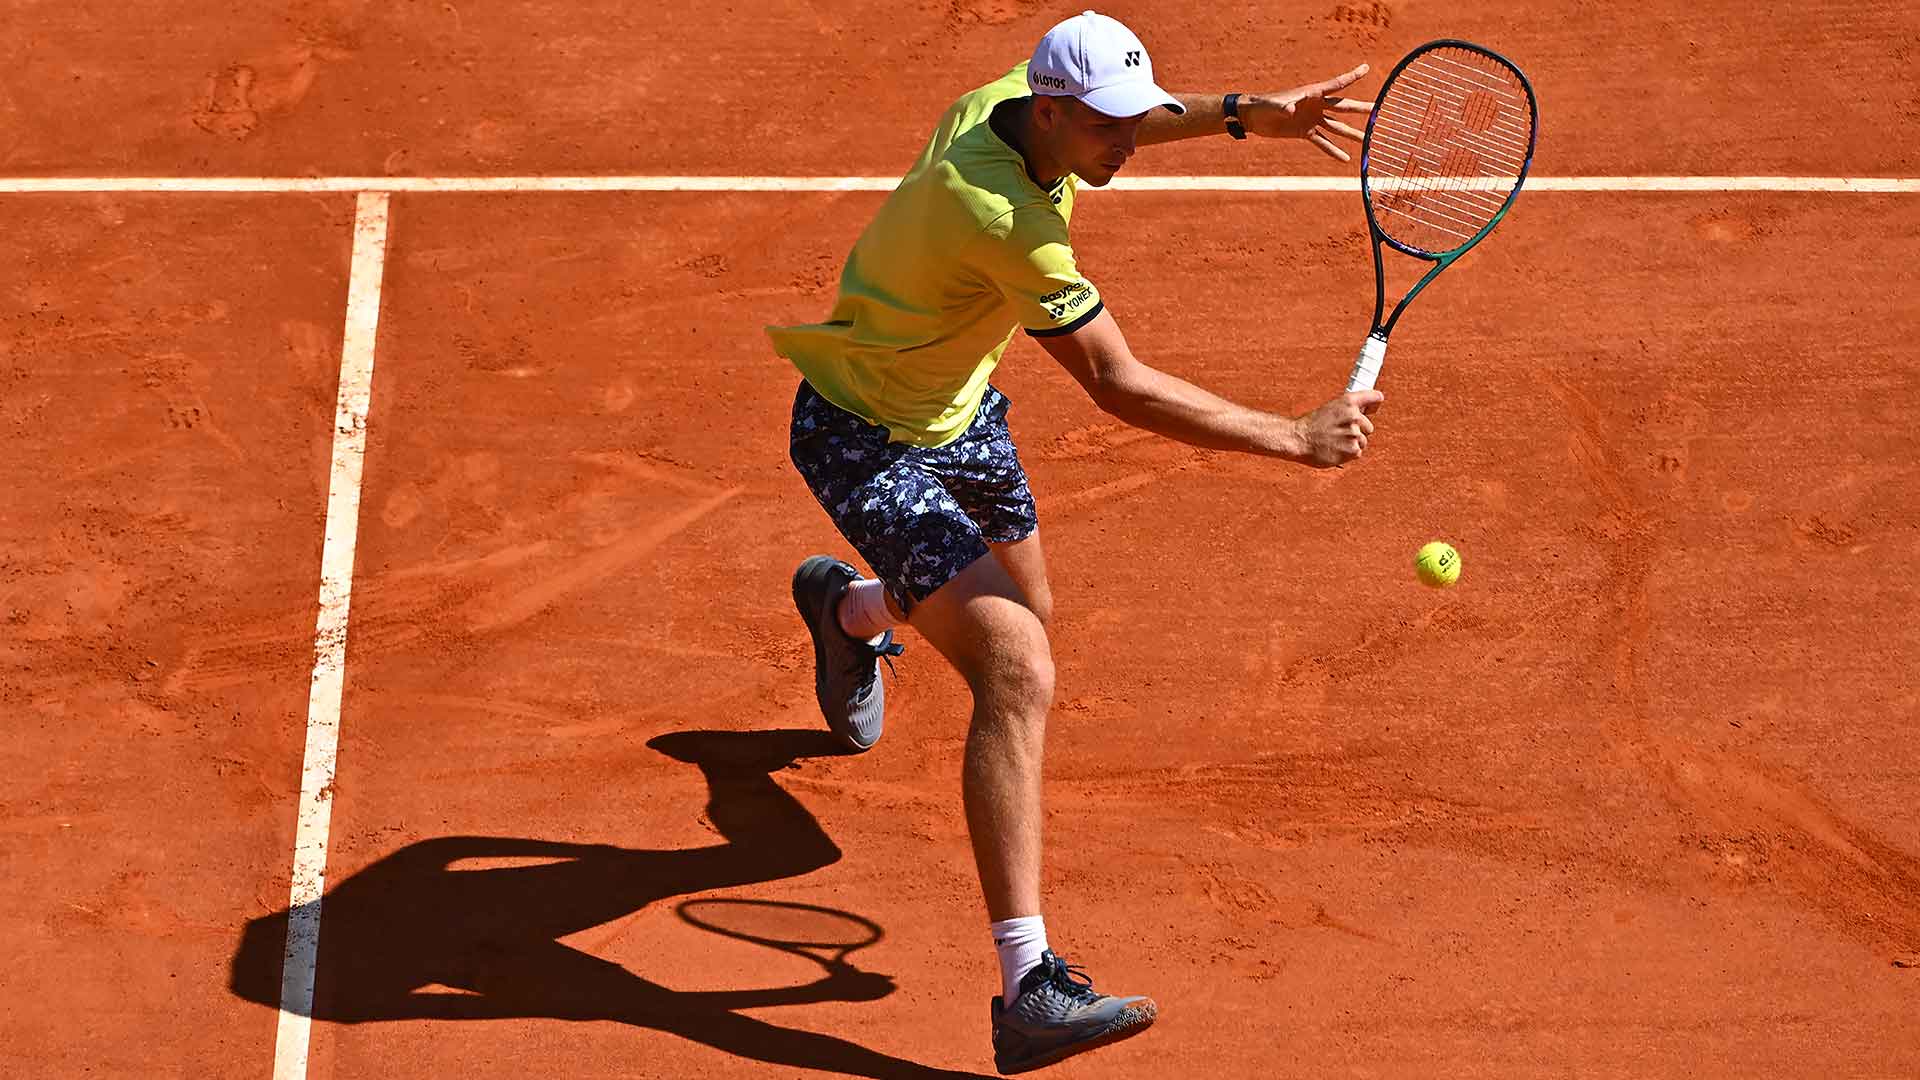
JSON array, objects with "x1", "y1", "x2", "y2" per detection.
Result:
[
  {"x1": 1309, "y1": 130, "x2": 1347, "y2": 160},
  {"x1": 1310, "y1": 63, "x2": 1371, "y2": 97},
  {"x1": 1324, "y1": 117, "x2": 1366, "y2": 142}
]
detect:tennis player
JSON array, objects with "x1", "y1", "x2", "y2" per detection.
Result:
[{"x1": 770, "y1": 10, "x2": 1380, "y2": 1073}]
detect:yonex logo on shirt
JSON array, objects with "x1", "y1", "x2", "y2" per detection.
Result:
[{"x1": 1040, "y1": 281, "x2": 1093, "y2": 319}]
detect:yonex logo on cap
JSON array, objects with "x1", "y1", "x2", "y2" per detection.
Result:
[{"x1": 1124, "y1": 51, "x2": 1140, "y2": 67}]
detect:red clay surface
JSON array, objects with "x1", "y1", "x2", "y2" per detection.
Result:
[
  {"x1": 1, "y1": 196, "x2": 354, "y2": 1072},
  {"x1": 6, "y1": 2, "x2": 1920, "y2": 1079}
]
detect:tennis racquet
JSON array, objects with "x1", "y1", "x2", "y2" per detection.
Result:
[{"x1": 1345, "y1": 40, "x2": 1539, "y2": 393}]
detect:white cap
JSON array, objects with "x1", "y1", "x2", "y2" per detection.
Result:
[{"x1": 1027, "y1": 10, "x2": 1185, "y2": 118}]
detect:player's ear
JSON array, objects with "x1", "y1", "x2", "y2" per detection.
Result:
[{"x1": 1033, "y1": 94, "x2": 1067, "y2": 132}]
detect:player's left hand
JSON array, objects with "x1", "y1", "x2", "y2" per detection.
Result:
[{"x1": 1238, "y1": 64, "x2": 1374, "y2": 161}]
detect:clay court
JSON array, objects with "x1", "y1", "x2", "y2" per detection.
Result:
[{"x1": 4, "y1": 1, "x2": 1919, "y2": 1077}]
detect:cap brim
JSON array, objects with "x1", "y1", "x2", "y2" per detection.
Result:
[{"x1": 1078, "y1": 81, "x2": 1184, "y2": 118}]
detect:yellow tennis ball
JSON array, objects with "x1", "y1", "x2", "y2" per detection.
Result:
[{"x1": 1414, "y1": 541, "x2": 1461, "y2": 588}]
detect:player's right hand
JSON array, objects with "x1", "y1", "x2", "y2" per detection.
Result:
[{"x1": 1294, "y1": 389, "x2": 1384, "y2": 468}]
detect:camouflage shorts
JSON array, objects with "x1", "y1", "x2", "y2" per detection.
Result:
[{"x1": 789, "y1": 379, "x2": 1038, "y2": 614}]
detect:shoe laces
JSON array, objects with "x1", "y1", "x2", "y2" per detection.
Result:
[
  {"x1": 854, "y1": 630, "x2": 904, "y2": 682},
  {"x1": 1040, "y1": 953, "x2": 1099, "y2": 1003}
]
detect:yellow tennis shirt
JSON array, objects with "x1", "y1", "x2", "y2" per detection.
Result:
[{"x1": 766, "y1": 62, "x2": 1103, "y2": 448}]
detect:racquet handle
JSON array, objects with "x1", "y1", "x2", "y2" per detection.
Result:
[{"x1": 1345, "y1": 333, "x2": 1389, "y2": 393}]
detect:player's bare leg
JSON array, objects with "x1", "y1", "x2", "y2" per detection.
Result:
[
  {"x1": 906, "y1": 552, "x2": 1051, "y2": 921},
  {"x1": 909, "y1": 549, "x2": 1155, "y2": 1072},
  {"x1": 989, "y1": 531, "x2": 1053, "y2": 629}
]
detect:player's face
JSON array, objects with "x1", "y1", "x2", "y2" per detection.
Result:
[{"x1": 1058, "y1": 99, "x2": 1148, "y2": 187}]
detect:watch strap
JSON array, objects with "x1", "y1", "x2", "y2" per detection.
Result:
[{"x1": 1223, "y1": 93, "x2": 1248, "y2": 140}]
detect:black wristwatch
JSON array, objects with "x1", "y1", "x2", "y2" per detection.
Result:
[{"x1": 1222, "y1": 93, "x2": 1248, "y2": 140}]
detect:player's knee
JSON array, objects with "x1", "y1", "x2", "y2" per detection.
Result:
[{"x1": 979, "y1": 637, "x2": 1055, "y2": 716}]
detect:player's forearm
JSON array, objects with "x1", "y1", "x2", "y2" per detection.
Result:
[
  {"x1": 1094, "y1": 363, "x2": 1306, "y2": 460},
  {"x1": 1136, "y1": 92, "x2": 1239, "y2": 146}
]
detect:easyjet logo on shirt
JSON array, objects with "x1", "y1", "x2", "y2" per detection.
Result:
[{"x1": 1039, "y1": 281, "x2": 1093, "y2": 319}]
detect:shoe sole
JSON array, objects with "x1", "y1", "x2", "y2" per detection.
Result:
[
  {"x1": 791, "y1": 556, "x2": 878, "y2": 753},
  {"x1": 995, "y1": 1001, "x2": 1157, "y2": 1075}
]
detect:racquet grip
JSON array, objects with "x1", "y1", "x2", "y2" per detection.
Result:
[{"x1": 1345, "y1": 333, "x2": 1388, "y2": 393}]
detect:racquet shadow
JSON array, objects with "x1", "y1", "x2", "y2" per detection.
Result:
[{"x1": 229, "y1": 728, "x2": 992, "y2": 1079}]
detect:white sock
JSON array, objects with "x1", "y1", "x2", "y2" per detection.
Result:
[
  {"x1": 990, "y1": 915, "x2": 1049, "y2": 1005},
  {"x1": 836, "y1": 578, "x2": 898, "y2": 641}
]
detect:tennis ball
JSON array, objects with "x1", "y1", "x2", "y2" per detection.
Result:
[{"x1": 1414, "y1": 541, "x2": 1461, "y2": 588}]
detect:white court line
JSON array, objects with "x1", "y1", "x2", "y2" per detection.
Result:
[
  {"x1": 0, "y1": 175, "x2": 1913, "y2": 193},
  {"x1": 271, "y1": 191, "x2": 389, "y2": 1080}
]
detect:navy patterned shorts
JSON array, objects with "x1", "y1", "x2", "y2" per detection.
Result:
[{"x1": 789, "y1": 379, "x2": 1038, "y2": 614}]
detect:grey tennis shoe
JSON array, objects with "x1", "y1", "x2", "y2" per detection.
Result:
[
  {"x1": 990, "y1": 951, "x2": 1157, "y2": 1074},
  {"x1": 792, "y1": 555, "x2": 903, "y2": 752}
]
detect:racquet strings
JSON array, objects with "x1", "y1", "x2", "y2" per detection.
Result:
[{"x1": 1365, "y1": 46, "x2": 1534, "y2": 255}]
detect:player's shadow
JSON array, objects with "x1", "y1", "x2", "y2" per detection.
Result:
[{"x1": 229, "y1": 728, "x2": 990, "y2": 1080}]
